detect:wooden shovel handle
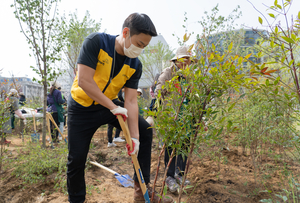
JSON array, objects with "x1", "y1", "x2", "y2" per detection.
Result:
[
  {"x1": 116, "y1": 116, "x2": 133, "y2": 150},
  {"x1": 116, "y1": 115, "x2": 149, "y2": 202},
  {"x1": 46, "y1": 114, "x2": 52, "y2": 142},
  {"x1": 31, "y1": 110, "x2": 37, "y2": 132},
  {"x1": 46, "y1": 112, "x2": 64, "y2": 139}
]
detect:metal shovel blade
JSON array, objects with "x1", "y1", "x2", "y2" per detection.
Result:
[
  {"x1": 114, "y1": 173, "x2": 134, "y2": 188},
  {"x1": 89, "y1": 161, "x2": 134, "y2": 188}
]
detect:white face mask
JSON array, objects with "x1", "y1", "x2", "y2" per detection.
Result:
[{"x1": 123, "y1": 32, "x2": 144, "y2": 58}]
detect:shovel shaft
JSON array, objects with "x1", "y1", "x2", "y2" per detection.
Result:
[
  {"x1": 31, "y1": 110, "x2": 37, "y2": 132},
  {"x1": 47, "y1": 112, "x2": 65, "y2": 140},
  {"x1": 90, "y1": 161, "x2": 117, "y2": 175},
  {"x1": 116, "y1": 115, "x2": 150, "y2": 203}
]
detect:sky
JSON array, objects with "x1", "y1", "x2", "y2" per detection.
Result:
[{"x1": 1, "y1": 0, "x2": 300, "y2": 79}]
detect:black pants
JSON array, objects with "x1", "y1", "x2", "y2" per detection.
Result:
[
  {"x1": 50, "y1": 112, "x2": 59, "y2": 141},
  {"x1": 107, "y1": 124, "x2": 121, "y2": 143},
  {"x1": 164, "y1": 137, "x2": 190, "y2": 178},
  {"x1": 67, "y1": 99, "x2": 153, "y2": 203}
]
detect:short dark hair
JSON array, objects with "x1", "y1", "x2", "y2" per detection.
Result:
[{"x1": 123, "y1": 13, "x2": 157, "y2": 37}]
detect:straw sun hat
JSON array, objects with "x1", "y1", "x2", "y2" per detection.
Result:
[{"x1": 171, "y1": 46, "x2": 191, "y2": 61}]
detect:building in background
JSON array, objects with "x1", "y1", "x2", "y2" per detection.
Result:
[
  {"x1": 56, "y1": 71, "x2": 73, "y2": 100},
  {"x1": 206, "y1": 28, "x2": 267, "y2": 67},
  {"x1": 0, "y1": 76, "x2": 43, "y2": 101},
  {"x1": 138, "y1": 34, "x2": 171, "y2": 99}
]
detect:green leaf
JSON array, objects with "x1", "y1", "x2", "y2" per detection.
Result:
[
  {"x1": 268, "y1": 13, "x2": 275, "y2": 18},
  {"x1": 266, "y1": 79, "x2": 269, "y2": 86},
  {"x1": 275, "y1": 26, "x2": 278, "y2": 33},
  {"x1": 228, "y1": 42, "x2": 233, "y2": 50},
  {"x1": 274, "y1": 77, "x2": 280, "y2": 85},
  {"x1": 227, "y1": 96, "x2": 231, "y2": 103},
  {"x1": 276, "y1": 4, "x2": 282, "y2": 9},
  {"x1": 239, "y1": 93, "x2": 246, "y2": 99},
  {"x1": 282, "y1": 36, "x2": 294, "y2": 43},
  {"x1": 212, "y1": 43, "x2": 216, "y2": 51},
  {"x1": 228, "y1": 103, "x2": 236, "y2": 112},
  {"x1": 258, "y1": 17, "x2": 263, "y2": 24},
  {"x1": 298, "y1": 11, "x2": 300, "y2": 20}
]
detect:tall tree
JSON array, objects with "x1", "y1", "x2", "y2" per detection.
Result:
[
  {"x1": 57, "y1": 10, "x2": 102, "y2": 81},
  {"x1": 13, "y1": 0, "x2": 63, "y2": 147}
]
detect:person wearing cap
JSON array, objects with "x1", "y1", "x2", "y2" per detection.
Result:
[
  {"x1": 137, "y1": 88, "x2": 145, "y2": 116},
  {"x1": 154, "y1": 46, "x2": 192, "y2": 194},
  {"x1": 47, "y1": 81, "x2": 65, "y2": 143},
  {"x1": 1, "y1": 89, "x2": 27, "y2": 144},
  {"x1": 67, "y1": 13, "x2": 173, "y2": 203}
]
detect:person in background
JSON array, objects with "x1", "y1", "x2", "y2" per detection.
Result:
[
  {"x1": 19, "y1": 92, "x2": 26, "y2": 106},
  {"x1": 1, "y1": 89, "x2": 27, "y2": 144},
  {"x1": 47, "y1": 82, "x2": 65, "y2": 143},
  {"x1": 137, "y1": 88, "x2": 144, "y2": 117},
  {"x1": 107, "y1": 88, "x2": 125, "y2": 147},
  {"x1": 57, "y1": 86, "x2": 67, "y2": 139},
  {"x1": 155, "y1": 46, "x2": 192, "y2": 194}
]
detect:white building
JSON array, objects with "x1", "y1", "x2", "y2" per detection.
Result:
[
  {"x1": 56, "y1": 71, "x2": 74, "y2": 100},
  {"x1": 0, "y1": 76, "x2": 43, "y2": 100},
  {"x1": 138, "y1": 34, "x2": 169, "y2": 89}
]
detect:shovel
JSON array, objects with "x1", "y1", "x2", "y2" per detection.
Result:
[
  {"x1": 46, "y1": 113, "x2": 54, "y2": 149},
  {"x1": 46, "y1": 112, "x2": 67, "y2": 143},
  {"x1": 116, "y1": 115, "x2": 150, "y2": 203},
  {"x1": 89, "y1": 161, "x2": 134, "y2": 187},
  {"x1": 30, "y1": 110, "x2": 40, "y2": 142}
]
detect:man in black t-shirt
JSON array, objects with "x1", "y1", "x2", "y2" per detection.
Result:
[{"x1": 67, "y1": 13, "x2": 173, "y2": 203}]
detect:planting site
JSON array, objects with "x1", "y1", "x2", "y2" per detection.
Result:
[{"x1": 1, "y1": 126, "x2": 298, "y2": 203}]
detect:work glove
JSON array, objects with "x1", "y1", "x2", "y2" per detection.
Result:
[
  {"x1": 126, "y1": 138, "x2": 140, "y2": 156},
  {"x1": 23, "y1": 119, "x2": 27, "y2": 125},
  {"x1": 146, "y1": 116, "x2": 154, "y2": 126},
  {"x1": 110, "y1": 106, "x2": 128, "y2": 121}
]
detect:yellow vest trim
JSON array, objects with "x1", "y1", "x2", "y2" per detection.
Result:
[{"x1": 71, "y1": 49, "x2": 136, "y2": 107}]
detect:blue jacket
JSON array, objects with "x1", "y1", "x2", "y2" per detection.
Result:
[{"x1": 47, "y1": 89, "x2": 65, "y2": 112}]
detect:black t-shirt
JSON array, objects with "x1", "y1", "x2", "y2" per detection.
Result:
[{"x1": 69, "y1": 32, "x2": 142, "y2": 111}]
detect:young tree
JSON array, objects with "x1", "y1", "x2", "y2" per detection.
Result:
[
  {"x1": 12, "y1": 0, "x2": 63, "y2": 147},
  {"x1": 57, "y1": 10, "x2": 102, "y2": 81},
  {"x1": 248, "y1": 0, "x2": 300, "y2": 104}
]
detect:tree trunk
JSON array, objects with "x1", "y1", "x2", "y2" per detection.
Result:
[{"x1": 42, "y1": 74, "x2": 47, "y2": 148}]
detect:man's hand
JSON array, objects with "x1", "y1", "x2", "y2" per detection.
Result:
[
  {"x1": 126, "y1": 138, "x2": 139, "y2": 156},
  {"x1": 146, "y1": 116, "x2": 154, "y2": 126},
  {"x1": 110, "y1": 106, "x2": 128, "y2": 121}
]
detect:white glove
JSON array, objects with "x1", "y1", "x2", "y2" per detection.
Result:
[
  {"x1": 146, "y1": 116, "x2": 154, "y2": 126},
  {"x1": 23, "y1": 118, "x2": 27, "y2": 125},
  {"x1": 126, "y1": 138, "x2": 140, "y2": 156},
  {"x1": 110, "y1": 106, "x2": 128, "y2": 121}
]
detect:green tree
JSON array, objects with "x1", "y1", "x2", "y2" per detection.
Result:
[
  {"x1": 248, "y1": 0, "x2": 300, "y2": 104},
  {"x1": 12, "y1": 0, "x2": 64, "y2": 147},
  {"x1": 139, "y1": 41, "x2": 174, "y2": 86},
  {"x1": 57, "y1": 10, "x2": 102, "y2": 81}
]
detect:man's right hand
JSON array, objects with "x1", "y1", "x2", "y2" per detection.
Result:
[{"x1": 110, "y1": 106, "x2": 128, "y2": 121}]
